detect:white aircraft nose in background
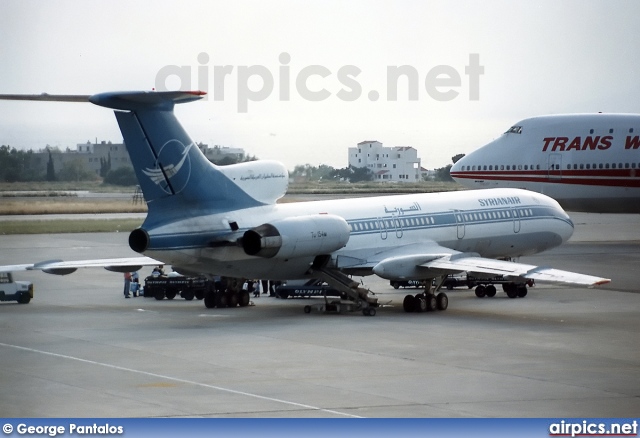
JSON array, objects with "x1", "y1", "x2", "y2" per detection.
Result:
[{"x1": 450, "y1": 113, "x2": 640, "y2": 213}]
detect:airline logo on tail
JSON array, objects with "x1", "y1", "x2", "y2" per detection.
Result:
[{"x1": 142, "y1": 140, "x2": 194, "y2": 195}]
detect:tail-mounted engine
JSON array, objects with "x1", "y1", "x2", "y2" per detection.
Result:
[{"x1": 242, "y1": 214, "x2": 350, "y2": 259}]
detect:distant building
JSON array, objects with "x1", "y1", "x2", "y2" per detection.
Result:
[
  {"x1": 348, "y1": 140, "x2": 422, "y2": 182},
  {"x1": 30, "y1": 141, "x2": 130, "y2": 176},
  {"x1": 29, "y1": 141, "x2": 245, "y2": 176},
  {"x1": 198, "y1": 144, "x2": 245, "y2": 163}
]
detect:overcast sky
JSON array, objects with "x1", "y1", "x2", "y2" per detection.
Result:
[{"x1": 2, "y1": 0, "x2": 640, "y2": 171}]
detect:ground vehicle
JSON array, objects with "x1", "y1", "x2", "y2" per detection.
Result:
[
  {"x1": 0, "y1": 272, "x2": 33, "y2": 304},
  {"x1": 143, "y1": 275, "x2": 209, "y2": 301},
  {"x1": 275, "y1": 279, "x2": 346, "y2": 299},
  {"x1": 143, "y1": 275, "x2": 252, "y2": 308},
  {"x1": 390, "y1": 280, "x2": 426, "y2": 289}
]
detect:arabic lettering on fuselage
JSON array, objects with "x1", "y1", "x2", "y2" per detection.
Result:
[
  {"x1": 383, "y1": 202, "x2": 422, "y2": 215},
  {"x1": 239, "y1": 173, "x2": 287, "y2": 181}
]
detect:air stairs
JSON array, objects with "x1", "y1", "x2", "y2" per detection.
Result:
[{"x1": 307, "y1": 267, "x2": 379, "y2": 316}]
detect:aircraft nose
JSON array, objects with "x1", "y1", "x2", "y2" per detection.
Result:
[{"x1": 556, "y1": 208, "x2": 575, "y2": 243}]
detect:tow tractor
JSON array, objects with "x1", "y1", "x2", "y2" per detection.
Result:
[{"x1": 0, "y1": 272, "x2": 33, "y2": 304}]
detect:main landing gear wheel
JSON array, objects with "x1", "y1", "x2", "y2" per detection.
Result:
[
  {"x1": 403, "y1": 293, "x2": 448, "y2": 313},
  {"x1": 403, "y1": 294, "x2": 417, "y2": 313},
  {"x1": 415, "y1": 294, "x2": 427, "y2": 312},
  {"x1": 436, "y1": 292, "x2": 448, "y2": 310}
]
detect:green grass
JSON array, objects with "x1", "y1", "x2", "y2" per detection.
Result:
[{"x1": 0, "y1": 219, "x2": 143, "y2": 235}]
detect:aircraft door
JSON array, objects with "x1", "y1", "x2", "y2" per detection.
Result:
[
  {"x1": 512, "y1": 207, "x2": 521, "y2": 233},
  {"x1": 454, "y1": 210, "x2": 465, "y2": 239},
  {"x1": 377, "y1": 217, "x2": 388, "y2": 240},
  {"x1": 392, "y1": 214, "x2": 403, "y2": 239},
  {"x1": 548, "y1": 154, "x2": 562, "y2": 181}
]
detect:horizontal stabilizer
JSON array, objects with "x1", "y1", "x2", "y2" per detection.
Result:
[{"x1": 0, "y1": 93, "x2": 90, "y2": 102}]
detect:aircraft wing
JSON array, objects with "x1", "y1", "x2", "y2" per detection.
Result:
[
  {"x1": 367, "y1": 242, "x2": 610, "y2": 288},
  {"x1": 0, "y1": 257, "x2": 163, "y2": 275},
  {"x1": 424, "y1": 253, "x2": 610, "y2": 287}
]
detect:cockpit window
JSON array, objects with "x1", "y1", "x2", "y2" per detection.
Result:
[{"x1": 504, "y1": 125, "x2": 522, "y2": 134}]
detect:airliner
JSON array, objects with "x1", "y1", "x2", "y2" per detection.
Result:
[
  {"x1": 450, "y1": 114, "x2": 640, "y2": 213},
  {"x1": 0, "y1": 91, "x2": 609, "y2": 315}
]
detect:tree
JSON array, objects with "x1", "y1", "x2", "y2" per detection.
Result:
[
  {"x1": 99, "y1": 152, "x2": 112, "y2": 177},
  {"x1": 329, "y1": 165, "x2": 373, "y2": 183},
  {"x1": 433, "y1": 164, "x2": 454, "y2": 182},
  {"x1": 57, "y1": 159, "x2": 97, "y2": 182},
  {"x1": 46, "y1": 150, "x2": 56, "y2": 181},
  {"x1": 103, "y1": 167, "x2": 137, "y2": 186},
  {"x1": 452, "y1": 153, "x2": 465, "y2": 164}
]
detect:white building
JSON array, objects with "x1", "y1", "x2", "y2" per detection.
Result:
[{"x1": 348, "y1": 140, "x2": 422, "y2": 182}]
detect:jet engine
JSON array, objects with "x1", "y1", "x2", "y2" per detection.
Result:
[{"x1": 242, "y1": 214, "x2": 350, "y2": 259}]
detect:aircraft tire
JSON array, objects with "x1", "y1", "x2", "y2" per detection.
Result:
[
  {"x1": 216, "y1": 293, "x2": 228, "y2": 308},
  {"x1": 227, "y1": 292, "x2": 239, "y2": 308},
  {"x1": 426, "y1": 294, "x2": 437, "y2": 311},
  {"x1": 204, "y1": 292, "x2": 216, "y2": 308},
  {"x1": 403, "y1": 294, "x2": 416, "y2": 312},
  {"x1": 415, "y1": 296, "x2": 427, "y2": 313},
  {"x1": 436, "y1": 292, "x2": 448, "y2": 311},
  {"x1": 238, "y1": 291, "x2": 250, "y2": 307},
  {"x1": 517, "y1": 285, "x2": 528, "y2": 298}
]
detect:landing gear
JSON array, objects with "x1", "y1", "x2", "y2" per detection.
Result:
[
  {"x1": 402, "y1": 277, "x2": 449, "y2": 314},
  {"x1": 403, "y1": 291, "x2": 448, "y2": 313}
]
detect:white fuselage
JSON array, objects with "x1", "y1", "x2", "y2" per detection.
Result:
[
  {"x1": 142, "y1": 188, "x2": 574, "y2": 280},
  {"x1": 450, "y1": 114, "x2": 640, "y2": 212}
]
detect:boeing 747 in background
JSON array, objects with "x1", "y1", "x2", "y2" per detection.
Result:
[
  {"x1": 450, "y1": 114, "x2": 640, "y2": 213},
  {"x1": 0, "y1": 91, "x2": 609, "y2": 315}
]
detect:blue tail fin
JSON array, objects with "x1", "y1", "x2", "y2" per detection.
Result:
[{"x1": 89, "y1": 91, "x2": 263, "y2": 217}]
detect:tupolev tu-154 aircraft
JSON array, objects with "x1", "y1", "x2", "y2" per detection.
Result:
[{"x1": 0, "y1": 91, "x2": 610, "y2": 315}]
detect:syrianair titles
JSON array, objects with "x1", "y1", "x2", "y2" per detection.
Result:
[{"x1": 0, "y1": 91, "x2": 609, "y2": 316}]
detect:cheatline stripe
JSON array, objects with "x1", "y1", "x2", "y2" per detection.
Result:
[
  {"x1": 451, "y1": 173, "x2": 640, "y2": 188},
  {"x1": 0, "y1": 342, "x2": 363, "y2": 418}
]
